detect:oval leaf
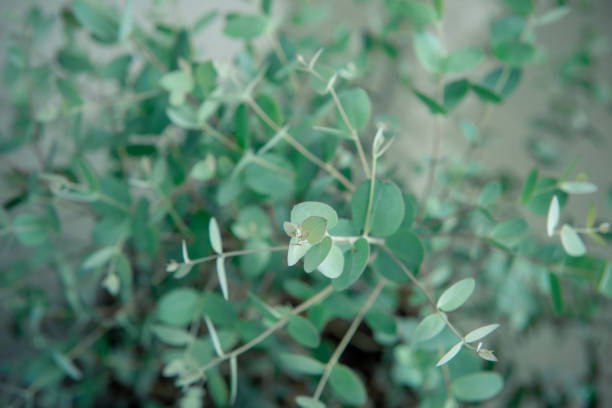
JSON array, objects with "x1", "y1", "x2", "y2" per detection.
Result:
[
  {"x1": 436, "y1": 341, "x2": 463, "y2": 366},
  {"x1": 464, "y1": 324, "x2": 500, "y2": 343},
  {"x1": 351, "y1": 180, "x2": 405, "y2": 237},
  {"x1": 304, "y1": 237, "x2": 333, "y2": 273},
  {"x1": 546, "y1": 195, "x2": 560, "y2": 237},
  {"x1": 329, "y1": 364, "x2": 367, "y2": 406},
  {"x1": 287, "y1": 315, "x2": 320, "y2": 348},
  {"x1": 413, "y1": 313, "x2": 446, "y2": 342},
  {"x1": 451, "y1": 372, "x2": 503, "y2": 402},
  {"x1": 332, "y1": 238, "x2": 370, "y2": 291},
  {"x1": 317, "y1": 245, "x2": 345, "y2": 279},
  {"x1": 437, "y1": 278, "x2": 475, "y2": 312},
  {"x1": 560, "y1": 181, "x2": 597, "y2": 194},
  {"x1": 291, "y1": 201, "x2": 338, "y2": 229},
  {"x1": 560, "y1": 224, "x2": 586, "y2": 257},
  {"x1": 209, "y1": 217, "x2": 223, "y2": 254},
  {"x1": 278, "y1": 353, "x2": 324, "y2": 375}
]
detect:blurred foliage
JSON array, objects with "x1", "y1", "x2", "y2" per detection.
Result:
[{"x1": 0, "y1": 0, "x2": 611, "y2": 407}]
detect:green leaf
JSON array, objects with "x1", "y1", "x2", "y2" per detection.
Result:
[
  {"x1": 13, "y1": 213, "x2": 51, "y2": 246},
  {"x1": 413, "y1": 313, "x2": 445, "y2": 342},
  {"x1": 436, "y1": 341, "x2": 463, "y2": 366},
  {"x1": 190, "y1": 154, "x2": 216, "y2": 181},
  {"x1": 161, "y1": 70, "x2": 194, "y2": 106},
  {"x1": 209, "y1": 217, "x2": 223, "y2": 254},
  {"x1": 351, "y1": 180, "x2": 405, "y2": 237},
  {"x1": 304, "y1": 237, "x2": 333, "y2": 273},
  {"x1": 477, "y1": 182, "x2": 502, "y2": 206},
  {"x1": 414, "y1": 31, "x2": 443, "y2": 73},
  {"x1": 490, "y1": 17, "x2": 525, "y2": 47},
  {"x1": 365, "y1": 308, "x2": 397, "y2": 336},
  {"x1": 72, "y1": 0, "x2": 118, "y2": 43},
  {"x1": 547, "y1": 196, "x2": 560, "y2": 237},
  {"x1": 333, "y1": 238, "x2": 370, "y2": 291},
  {"x1": 329, "y1": 364, "x2": 367, "y2": 405},
  {"x1": 520, "y1": 168, "x2": 538, "y2": 205},
  {"x1": 505, "y1": 0, "x2": 533, "y2": 16},
  {"x1": 489, "y1": 218, "x2": 528, "y2": 246},
  {"x1": 560, "y1": 181, "x2": 597, "y2": 194},
  {"x1": 464, "y1": 324, "x2": 500, "y2": 343},
  {"x1": 158, "y1": 288, "x2": 201, "y2": 327},
  {"x1": 288, "y1": 238, "x2": 311, "y2": 266},
  {"x1": 442, "y1": 48, "x2": 484, "y2": 73},
  {"x1": 336, "y1": 88, "x2": 372, "y2": 131},
  {"x1": 443, "y1": 79, "x2": 470, "y2": 111},
  {"x1": 414, "y1": 89, "x2": 448, "y2": 114},
  {"x1": 83, "y1": 246, "x2": 118, "y2": 269},
  {"x1": 287, "y1": 315, "x2": 320, "y2": 348},
  {"x1": 118, "y1": 0, "x2": 134, "y2": 41},
  {"x1": 536, "y1": 6, "x2": 570, "y2": 26},
  {"x1": 493, "y1": 42, "x2": 536, "y2": 66},
  {"x1": 399, "y1": 1, "x2": 438, "y2": 27},
  {"x1": 151, "y1": 324, "x2": 192, "y2": 346},
  {"x1": 291, "y1": 201, "x2": 339, "y2": 230},
  {"x1": 527, "y1": 178, "x2": 567, "y2": 215},
  {"x1": 224, "y1": 14, "x2": 269, "y2": 40},
  {"x1": 52, "y1": 352, "x2": 83, "y2": 380},
  {"x1": 296, "y1": 396, "x2": 326, "y2": 408},
  {"x1": 317, "y1": 245, "x2": 345, "y2": 279},
  {"x1": 451, "y1": 372, "x2": 503, "y2": 402},
  {"x1": 560, "y1": 224, "x2": 586, "y2": 257},
  {"x1": 278, "y1": 353, "x2": 324, "y2": 375},
  {"x1": 232, "y1": 206, "x2": 271, "y2": 240},
  {"x1": 240, "y1": 239, "x2": 271, "y2": 277},
  {"x1": 301, "y1": 216, "x2": 328, "y2": 245},
  {"x1": 244, "y1": 154, "x2": 294, "y2": 199},
  {"x1": 548, "y1": 273, "x2": 563, "y2": 314},
  {"x1": 202, "y1": 292, "x2": 237, "y2": 325},
  {"x1": 167, "y1": 105, "x2": 200, "y2": 129},
  {"x1": 437, "y1": 278, "x2": 475, "y2": 312},
  {"x1": 470, "y1": 83, "x2": 502, "y2": 104},
  {"x1": 216, "y1": 257, "x2": 229, "y2": 300},
  {"x1": 373, "y1": 229, "x2": 424, "y2": 283}
]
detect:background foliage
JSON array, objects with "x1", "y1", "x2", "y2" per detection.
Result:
[{"x1": 1, "y1": 0, "x2": 611, "y2": 407}]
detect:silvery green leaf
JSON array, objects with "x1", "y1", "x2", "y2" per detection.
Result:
[
  {"x1": 413, "y1": 313, "x2": 446, "y2": 342},
  {"x1": 560, "y1": 181, "x2": 597, "y2": 194},
  {"x1": 437, "y1": 341, "x2": 463, "y2": 366},
  {"x1": 216, "y1": 256, "x2": 229, "y2": 300},
  {"x1": 547, "y1": 195, "x2": 560, "y2": 237},
  {"x1": 288, "y1": 238, "x2": 311, "y2": 266},
  {"x1": 437, "y1": 278, "x2": 475, "y2": 312},
  {"x1": 102, "y1": 272, "x2": 120, "y2": 296},
  {"x1": 560, "y1": 224, "x2": 586, "y2": 257},
  {"x1": 464, "y1": 324, "x2": 500, "y2": 343},
  {"x1": 209, "y1": 217, "x2": 223, "y2": 254},
  {"x1": 317, "y1": 245, "x2": 344, "y2": 279}
]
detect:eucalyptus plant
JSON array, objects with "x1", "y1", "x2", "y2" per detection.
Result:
[{"x1": 0, "y1": 0, "x2": 610, "y2": 407}]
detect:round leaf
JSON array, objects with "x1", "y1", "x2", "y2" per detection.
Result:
[
  {"x1": 351, "y1": 180, "x2": 405, "y2": 237},
  {"x1": 301, "y1": 216, "x2": 328, "y2": 245},
  {"x1": 291, "y1": 201, "x2": 338, "y2": 229},
  {"x1": 158, "y1": 288, "x2": 201, "y2": 327},
  {"x1": 317, "y1": 245, "x2": 345, "y2": 279},
  {"x1": 304, "y1": 237, "x2": 333, "y2": 273},
  {"x1": 451, "y1": 372, "x2": 503, "y2": 402},
  {"x1": 333, "y1": 238, "x2": 370, "y2": 291},
  {"x1": 336, "y1": 88, "x2": 371, "y2": 131},
  {"x1": 13, "y1": 213, "x2": 50, "y2": 246}
]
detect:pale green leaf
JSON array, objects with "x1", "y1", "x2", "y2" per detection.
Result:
[
  {"x1": 560, "y1": 224, "x2": 586, "y2": 257},
  {"x1": 451, "y1": 372, "x2": 503, "y2": 402},
  {"x1": 216, "y1": 257, "x2": 229, "y2": 300},
  {"x1": 464, "y1": 324, "x2": 500, "y2": 343},
  {"x1": 547, "y1": 195, "x2": 560, "y2": 237},
  {"x1": 317, "y1": 245, "x2": 345, "y2": 279},
  {"x1": 437, "y1": 278, "x2": 475, "y2": 312},
  {"x1": 304, "y1": 237, "x2": 333, "y2": 273},
  {"x1": 329, "y1": 364, "x2": 367, "y2": 405},
  {"x1": 278, "y1": 353, "x2": 325, "y2": 375},
  {"x1": 560, "y1": 181, "x2": 597, "y2": 194},
  {"x1": 413, "y1": 313, "x2": 446, "y2": 342},
  {"x1": 436, "y1": 341, "x2": 463, "y2": 366},
  {"x1": 209, "y1": 217, "x2": 223, "y2": 254},
  {"x1": 287, "y1": 315, "x2": 320, "y2": 348},
  {"x1": 291, "y1": 201, "x2": 339, "y2": 229}
]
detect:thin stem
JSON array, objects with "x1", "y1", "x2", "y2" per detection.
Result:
[
  {"x1": 247, "y1": 98, "x2": 355, "y2": 192},
  {"x1": 330, "y1": 235, "x2": 384, "y2": 246},
  {"x1": 329, "y1": 88, "x2": 371, "y2": 178},
  {"x1": 312, "y1": 279, "x2": 386, "y2": 401},
  {"x1": 182, "y1": 246, "x2": 288, "y2": 267},
  {"x1": 416, "y1": 115, "x2": 442, "y2": 222},
  {"x1": 199, "y1": 285, "x2": 334, "y2": 373},
  {"x1": 362, "y1": 152, "x2": 378, "y2": 236}
]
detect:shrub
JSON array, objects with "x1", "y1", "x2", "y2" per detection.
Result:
[{"x1": 0, "y1": 0, "x2": 610, "y2": 407}]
